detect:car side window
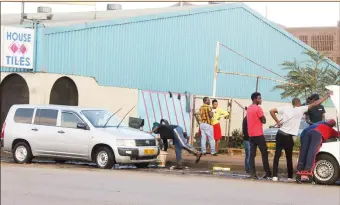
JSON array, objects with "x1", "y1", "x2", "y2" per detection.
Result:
[
  {"x1": 34, "y1": 109, "x2": 58, "y2": 126},
  {"x1": 61, "y1": 112, "x2": 83, "y2": 129},
  {"x1": 14, "y1": 108, "x2": 34, "y2": 124}
]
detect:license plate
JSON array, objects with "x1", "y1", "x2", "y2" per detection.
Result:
[
  {"x1": 266, "y1": 142, "x2": 275, "y2": 148},
  {"x1": 144, "y1": 149, "x2": 155, "y2": 155}
]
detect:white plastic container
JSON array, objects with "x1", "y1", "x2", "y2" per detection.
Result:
[{"x1": 157, "y1": 151, "x2": 168, "y2": 168}]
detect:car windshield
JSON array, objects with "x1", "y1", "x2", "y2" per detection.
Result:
[{"x1": 81, "y1": 110, "x2": 125, "y2": 128}]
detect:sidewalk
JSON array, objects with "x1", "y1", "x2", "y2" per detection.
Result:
[{"x1": 166, "y1": 150, "x2": 297, "y2": 173}]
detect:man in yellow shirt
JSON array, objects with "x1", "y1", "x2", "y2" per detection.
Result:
[{"x1": 212, "y1": 99, "x2": 229, "y2": 153}]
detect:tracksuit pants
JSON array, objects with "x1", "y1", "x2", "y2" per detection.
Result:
[
  {"x1": 249, "y1": 135, "x2": 272, "y2": 176},
  {"x1": 297, "y1": 130, "x2": 322, "y2": 172},
  {"x1": 173, "y1": 126, "x2": 199, "y2": 162},
  {"x1": 272, "y1": 130, "x2": 294, "y2": 178}
]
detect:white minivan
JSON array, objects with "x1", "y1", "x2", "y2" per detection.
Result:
[
  {"x1": 1, "y1": 104, "x2": 159, "y2": 169},
  {"x1": 313, "y1": 85, "x2": 340, "y2": 185}
]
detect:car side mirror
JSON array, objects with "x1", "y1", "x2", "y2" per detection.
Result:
[
  {"x1": 77, "y1": 123, "x2": 89, "y2": 130},
  {"x1": 128, "y1": 117, "x2": 144, "y2": 129}
]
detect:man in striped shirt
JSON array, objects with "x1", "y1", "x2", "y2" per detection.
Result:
[{"x1": 199, "y1": 97, "x2": 217, "y2": 156}]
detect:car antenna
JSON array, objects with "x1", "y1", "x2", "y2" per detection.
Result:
[
  {"x1": 103, "y1": 107, "x2": 122, "y2": 128},
  {"x1": 116, "y1": 105, "x2": 136, "y2": 129}
]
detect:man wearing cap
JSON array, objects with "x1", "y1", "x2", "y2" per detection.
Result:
[
  {"x1": 151, "y1": 121, "x2": 202, "y2": 169},
  {"x1": 305, "y1": 94, "x2": 326, "y2": 124},
  {"x1": 297, "y1": 119, "x2": 340, "y2": 176}
]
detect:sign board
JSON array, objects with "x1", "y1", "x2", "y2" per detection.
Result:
[{"x1": 1, "y1": 26, "x2": 35, "y2": 69}]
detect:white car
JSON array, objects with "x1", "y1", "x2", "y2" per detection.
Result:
[
  {"x1": 313, "y1": 85, "x2": 340, "y2": 185},
  {"x1": 1, "y1": 104, "x2": 159, "y2": 169}
]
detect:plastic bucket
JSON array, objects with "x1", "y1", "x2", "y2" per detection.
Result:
[{"x1": 157, "y1": 151, "x2": 168, "y2": 168}]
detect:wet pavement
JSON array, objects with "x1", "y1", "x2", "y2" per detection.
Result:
[{"x1": 2, "y1": 165, "x2": 340, "y2": 205}]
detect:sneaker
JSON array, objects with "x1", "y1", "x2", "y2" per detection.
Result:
[
  {"x1": 195, "y1": 152, "x2": 203, "y2": 164},
  {"x1": 272, "y1": 177, "x2": 279, "y2": 182},
  {"x1": 211, "y1": 153, "x2": 218, "y2": 156},
  {"x1": 262, "y1": 174, "x2": 272, "y2": 180}
]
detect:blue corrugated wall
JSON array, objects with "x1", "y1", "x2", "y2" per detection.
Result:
[
  {"x1": 2, "y1": 3, "x2": 338, "y2": 103},
  {"x1": 137, "y1": 90, "x2": 192, "y2": 135}
]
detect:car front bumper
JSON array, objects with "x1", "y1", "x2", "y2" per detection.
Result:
[{"x1": 116, "y1": 146, "x2": 160, "y2": 164}]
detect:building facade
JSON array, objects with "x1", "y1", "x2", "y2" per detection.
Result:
[
  {"x1": 1, "y1": 3, "x2": 338, "y2": 135},
  {"x1": 285, "y1": 22, "x2": 340, "y2": 65}
]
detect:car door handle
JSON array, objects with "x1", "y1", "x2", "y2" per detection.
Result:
[
  {"x1": 31, "y1": 128, "x2": 38, "y2": 131},
  {"x1": 58, "y1": 130, "x2": 65, "y2": 134}
]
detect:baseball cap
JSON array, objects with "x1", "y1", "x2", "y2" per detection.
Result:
[
  {"x1": 326, "y1": 119, "x2": 336, "y2": 127},
  {"x1": 310, "y1": 94, "x2": 320, "y2": 100}
]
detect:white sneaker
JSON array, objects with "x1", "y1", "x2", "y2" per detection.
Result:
[{"x1": 272, "y1": 177, "x2": 279, "y2": 182}]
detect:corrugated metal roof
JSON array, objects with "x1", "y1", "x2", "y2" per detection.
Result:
[{"x1": 1, "y1": 4, "x2": 212, "y2": 27}]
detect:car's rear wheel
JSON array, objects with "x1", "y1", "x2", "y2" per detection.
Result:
[
  {"x1": 313, "y1": 154, "x2": 339, "y2": 185},
  {"x1": 95, "y1": 147, "x2": 114, "y2": 169},
  {"x1": 135, "y1": 163, "x2": 149, "y2": 168},
  {"x1": 12, "y1": 142, "x2": 33, "y2": 164}
]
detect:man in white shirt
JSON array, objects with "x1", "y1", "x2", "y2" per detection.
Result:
[{"x1": 269, "y1": 94, "x2": 331, "y2": 181}]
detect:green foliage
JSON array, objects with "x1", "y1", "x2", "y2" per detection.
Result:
[
  {"x1": 273, "y1": 50, "x2": 340, "y2": 99},
  {"x1": 230, "y1": 129, "x2": 244, "y2": 148}
]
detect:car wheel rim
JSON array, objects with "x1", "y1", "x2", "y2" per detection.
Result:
[
  {"x1": 15, "y1": 146, "x2": 28, "y2": 162},
  {"x1": 314, "y1": 160, "x2": 334, "y2": 181},
  {"x1": 97, "y1": 151, "x2": 108, "y2": 167}
]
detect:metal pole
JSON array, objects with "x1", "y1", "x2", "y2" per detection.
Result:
[
  {"x1": 256, "y1": 77, "x2": 259, "y2": 92},
  {"x1": 20, "y1": 2, "x2": 25, "y2": 24},
  {"x1": 212, "y1": 41, "x2": 219, "y2": 98}
]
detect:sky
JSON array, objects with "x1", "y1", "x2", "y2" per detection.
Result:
[{"x1": 1, "y1": 2, "x2": 339, "y2": 27}]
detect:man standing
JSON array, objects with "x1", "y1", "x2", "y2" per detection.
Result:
[
  {"x1": 151, "y1": 121, "x2": 202, "y2": 169},
  {"x1": 199, "y1": 97, "x2": 217, "y2": 156},
  {"x1": 211, "y1": 99, "x2": 229, "y2": 153},
  {"x1": 269, "y1": 92, "x2": 332, "y2": 181},
  {"x1": 305, "y1": 94, "x2": 326, "y2": 124},
  {"x1": 247, "y1": 92, "x2": 271, "y2": 179},
  {"x1": 242, "y1": 107, "x2": 250, "y2": 173}
]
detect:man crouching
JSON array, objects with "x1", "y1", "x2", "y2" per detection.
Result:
[{"x1": 151, "y1": 120, "x2": 203, "y2": 169}]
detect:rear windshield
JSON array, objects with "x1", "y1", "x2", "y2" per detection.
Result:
[{"x1": 14, "y1": 108, "x2": 34, "y2": 124}]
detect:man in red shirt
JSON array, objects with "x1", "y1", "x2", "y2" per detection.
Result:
[
  {"x1": 247, "y1": 92, "x2": 271, "y2": 179},
  {"x1": 297, "y1": 119, "x2": 340, "y2": 175}
]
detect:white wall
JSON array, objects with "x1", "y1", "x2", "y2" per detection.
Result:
[{"x1": 0, "y1": 72, "x2": 139, "y2": 121}]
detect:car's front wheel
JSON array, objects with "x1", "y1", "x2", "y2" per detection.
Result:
[
  {"x1": 313, "y1": 154, "x2": 339, "y2": 185},
  {"x1": 12, "y1": 142, "x2": 33, "y2": 164},
  {"x1": 95, "y1": 147, "x2": 115, "y2": 169}
]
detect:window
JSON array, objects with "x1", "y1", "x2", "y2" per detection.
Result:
[
  {"x1": 299, "y1": 35, "x2": 308, "y2": 44},
  {"x1": 34, "y1": 109, "x2": 58, "y2": 126},
  {"x1": 14, "y1": 108, "x2": 34, "y2": 124},
  {"x1": 61, "y1": 112, "x2": 83, "y2": 129},
  {"x1": 311, "y1": 34, "x2": 334, "y2": 51}
]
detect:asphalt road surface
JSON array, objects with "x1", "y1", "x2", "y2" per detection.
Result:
[{"x1": 1, "y1": 165, "x2": 340, "y2": 205}]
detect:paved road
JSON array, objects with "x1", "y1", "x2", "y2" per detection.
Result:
[{"x1": 1, "y1": 164, "x2": 339, "y2": 205}]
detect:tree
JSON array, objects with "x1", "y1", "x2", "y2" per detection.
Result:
[{"x1": 273, "y1": 50, "x2": 340, "y2": 99}]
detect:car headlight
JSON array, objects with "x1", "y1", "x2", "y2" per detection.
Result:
[{"x1": 116, "y1": 139, "x2": 136, "y2": 147}]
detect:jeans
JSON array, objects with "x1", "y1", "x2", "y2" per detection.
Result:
[
  {"x1": 249, "y1": 136, "x2": 271, "y2": 176},
  {"x1": 297, "y1": 130, "x2": 322, "y2": 172},
  {"x1": 200, "y1": 123, "x2": 216, "y2": 154},
  {"x1": 272, "y1": 130, "x2": 294, "y2": 178},
  {"x1": 243, "y1": 140, "x2": 250, "y2": 173},
  {"x1": 173, "y1": 126, "x2": 198, "y2": 162}
]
